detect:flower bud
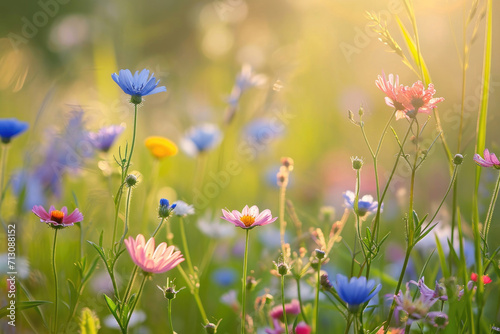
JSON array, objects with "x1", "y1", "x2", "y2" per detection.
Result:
[
  {"x1": 351, "y1": 157, "x2": 363, "y2": 170},
  {"x1": 453, "y1": 154, "x2": 463, "y2": 165},
  {"x1": 320, "y1": 273, "x2": 332, "y2": 290},
  {"x1": 130, "y1": 95, "x2": 142, "y2": 105},
  {"x1": 158, "y1": 198, "x2": 175, "y2": 218},
  {"x1": 358, "y1": 106, "x2": 364, "y2": 116},
  {"x1": 315, "y1": 249, "x2": 325, "y2": 260},
  {"x1": 246, "y1": 276, "x2": 258, "y2": 291},
  {"x1": 125, "y1": 174, "x2": 138, "y2": 187},
  {"x1": 281, "y1": 157, "x2": 294, "y2": 171},
  {"x1": 204, "y1": 322, "x2": 217, "y2": 334},
  {"x1": 278, "y1": 263, "x2": 289, "y2": 276}
]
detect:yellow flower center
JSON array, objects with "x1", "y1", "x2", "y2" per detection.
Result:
[
  {"x1": 50, "y1": 210, "x2": 65, "y2": 224},
  {"x1": 240, "y1": 215, "x2": 255, "y2": 227}
]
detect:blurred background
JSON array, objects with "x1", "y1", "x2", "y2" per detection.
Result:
[{"x1": 0, "y1": 0, "x2": 499, "y2": 332}]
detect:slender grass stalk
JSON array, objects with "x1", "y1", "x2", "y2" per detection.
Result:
[
  {"x1": 344, "y1": 313, "x2": 353, "y2": 334},
  {"x1": 0, "y1": 144, "x2": 8, "y2": 205},
  {"x1": 179, "y1": 217, "x2": 194, "y2": 275},
  {"x1": 51, "y1": 229, "x2": 59, "y2": 334},
  {"x1": 279, "y1": 179, "x2": 288, "y2": 255},
  {"x1": 296, "y1": 277, "x2": 309, "y2": 324},
  {"x1": 281, "y1": 275, "x2": 289, "y2": 334},
  {"x1": 177, "y1": 265, "x2": 208, "y2": 322},
  {"x1": 472, "y1": 1, "x2": 493, "y2": 330},
  {"x1": 125, "y1": 273, "x2": 148, "y2": 331},
  {"x1": 122, "y1": 266, "x2": 138, "y2": 306},
  {"x1": 313, "y1": 261, "x2": 321, "y2": 334},
  {"x1": 241, "y1": 229, "x2": 250, "y2": 334}
]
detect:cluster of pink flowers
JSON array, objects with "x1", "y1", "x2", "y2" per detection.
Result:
[{"x1": 376, "y1": 72, "x2": 444, "y2": 120}]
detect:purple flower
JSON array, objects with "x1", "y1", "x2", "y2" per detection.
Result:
[
  {"x1": 426, "y1": 311, "x2": 449, "y2": 329},
  {"x1": 409, "y1": 277, "x2": 447, "y2": 302},
  {"x1": 474, "y1": 149, "x2": 500, "y2": 169},
  {"x1": 394, "y1": 283, "x2": 437, "y2": 325},
  {"x1": 221, "y1": 205, "x2": 277, "y2": 229},
  {"x1": 111, "y1": 69, "x2": 166, "y2": 100},
  {"x1": 335, "y1": 274, "x2": 381, "y2": 312},
  {"x1": 32, "y1": 205, "x2": 83, "y2": 228},
  {"x1": 88, "y1": 125, "x2": 124, "y2": 152}
]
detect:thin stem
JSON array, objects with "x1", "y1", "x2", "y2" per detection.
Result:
[
  {"x1": 125, "y1": 274, "x2": 148, "y2": 329},
  {"x1": 112, "y1": 103, "x2": 139, "y2": 249},
  {"x1": 385, "y1": 246, "x2": 412, "y2": 329},
  {"x1": 51, "y1": 229, "x2": 59, "y2": 334},
  {"x1": 313, "y1": 262, "x2": 321, "y2": 334},
  {"x1": 296, "y1": 277, "x2": 309, "y2": 324},
  {"x1": 482, "y1": 172, "x2": 500, "y2": 247},
  {"x1": 344, "y1": 314, "x2": 353, "y2": 334},
  {"x1": 118, "y1": 186, "x2": 133, "y2": 249},
  {"x1": 152, "y1": 217, "x2": 166, "y2": 238},
  {"x1": 0, "y1": 145, "x2": 8, "y2": 205},
  {"x1": 281, "y1": 275, "x2": 289, "y2": 334},
  {"x1": 168, "y1": 299, "x2": 174, "y2": 334},
  {"x1": 279, "y1": 181, "x2": 288, "y2": 255},
  {"x1": 122, "y1": 266, "x2": 138, "y2": 305},
  {"x1": 177, "y1": 265, "x2": 208, "y2": 322},
  {"x1": 241, "y1": 229, "x2": 250, "y2": 334},
  {"x1": 179, "y1": 217, "x2": 194, "y2": 275}
]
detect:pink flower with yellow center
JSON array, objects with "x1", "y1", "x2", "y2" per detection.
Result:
[
  {"x1": 124, "y1": 234, "x2": 184, "y2": 274},
  {"x1": 32, "y1": 205, "x2": 83, "y2": 227},
  {"x1": 221, "y1": 205, "x2": 277, "y2": 229},
  {"x1": 403, "y1": 81, "x2": 444, "y2": 114}
]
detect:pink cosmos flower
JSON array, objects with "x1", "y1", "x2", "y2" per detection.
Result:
[
  {"x1": 473, "y1": 149, "x2": 500, "y2": 169},
  {"x1": 221, "y1": 205, "x2": 277, "y2": 229},
  {"x1": 269, "y1": 299, "x2": 301, "y2": 320},
  {"x1": 295, "y1": 321, "x2": 311, "y2": 334},
  {"x1": 375, "y1": 72, "x2": 411, "y2": 120},
  {"x1": 124, "y1": 234, "x2": 184, "y2": 274},
  {"x1": 403, "y1": 81, "x2": 444, "y2": 114},
  {"x1": 32, "y1": 205, "x2": 83, "y2": 227}
]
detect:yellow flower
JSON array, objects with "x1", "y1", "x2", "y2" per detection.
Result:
[{"x1": 145, "y1": 136, "x2": 178, "y2": 159}]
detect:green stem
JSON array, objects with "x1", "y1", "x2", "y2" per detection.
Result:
[
  {"x1": 125, "y1": 273, "x2": 148, "y2": 330},
  {"x1": 177, "y1": 265, "x2": 208, "y2": 322},
  {"x1": 118, "y1": 186, "x2": 133, "y2": 249},
  {"x1": 313, "y1": 261, "x2": 321, "y2": 334},
  {"x1": 296, "y1": 277, "x2": 309, "y2": 324},
  {"x1": 281, "y1": 275, "x2": 289, "y2": 334},
  {"x1": 152, "y1": 217, "x2": 166, "y2": 238},
  {"x1": 344, "y1": 314, "x2": 353, "y2": 334},
  {"x1": 51, "y1": 229, "x2": 59, "y2": 334},
  {"x1": 112, "y1": 103, "x2": 139, "y2": 249},
  {"x1": 168, "y1": 299, "x2": 174, "y2": 334},
  {"x1": 179, "y1": 217, "x2": 194, "y2": 275},
  {"x1": 482, "y1": 172, "x2": 500, "y2": 248},
  {"x1": 122, "y1": 266, "x2": 138, "y2": 305},
  {"x1": 0, "y1": 145, "x2": 8, "y2": 206},
  {"x1": 279, "y1": 182, "x2": 287, "y2": 255},
  {"x1": 385, "y1": 246, "x2": 412, "y2": 330},
  {"x1": 241, "y1": 229, "x2": 250, "y2": 334}
]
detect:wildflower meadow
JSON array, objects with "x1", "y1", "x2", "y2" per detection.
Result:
[{"x1": 1, "y1": 0, "x2": 500, "y2": 333}]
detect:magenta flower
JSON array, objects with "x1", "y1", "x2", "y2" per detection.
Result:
[
  {"x1": 474, "y1": 149, "x2": 500, "y2": 169},
  {"x1": 124, "y1": 234, "x2": 184, "y2": 274},
  {"x1": 32, "y1": 205, "x2": 83, "y2": 227},
  {"x1": 264, "y1": 319, "x2": 285, "y2": 334},
  {"x1": 269, "y1": 299, "x2": 301, "y2": 320},
  {"x1": 296, "y1": 321, "x2": 312, "y2": 334},
  {"x1": 403, "y1": 81, "x2": 444, "y2": 114},
  {"x1": 375, "y1": 72, "x2": 410, "y2": 120},
  {"x1": 221, "y1": 205, "x2": 277, "y2": 229}
]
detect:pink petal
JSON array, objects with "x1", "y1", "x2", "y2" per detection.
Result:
[
  {"x1": 32, "y1": 205, "x2": 51, "y2": 220},
  {"x1": 64, "y1": 209, "x2": 83, "y2": 224}
]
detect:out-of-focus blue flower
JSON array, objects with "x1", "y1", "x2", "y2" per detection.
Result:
[
  {"x1": 158, "y1": 198, "x2": 176, "y2": 218},
  {"x1": 227, "y1": 64, "x2": 267, "y2": 108},
  {"x1": 180, "y1": 124, "x2": 222, "y2": 157},
  {"x1": 173, "y1": 200, "x2": 195, "y2": 217},
  {"x1": 88, "y1": 125, "x2": 124, "y2": 152},
  {"x1": 111, "y1": 69, "x2": 166, "y2": 100},
  {"x1": 212, "y1": 268, "x2": 237, "y2": 287},
  {"x1": 243, "y1": 118, "x2": 284, "y2": 147},
  {"x1": 0, "y1": 118, "x2": 29, "y2": 143},
  {"x1": 335, "y1": 274, "x2": 381, "y2": 312},
  {"x1": 343, "y1": 190, "x2": 379, "y2": 217}
]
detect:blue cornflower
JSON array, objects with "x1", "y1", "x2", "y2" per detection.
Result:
[
  {"x1": 111, "y1": 69, "x2": 166, "y2": 104},
  {"x1": 244, "y1": 118, "x2": 284, "y2": 147},
  {"x1": 343, "y1": 190, "x2": 380, "y2": 217},
  {"x1": 180, "y1": 124, "x2": 223, "y2": 157},
  {"x1": 173, "y1": 200, "x2": 195, "y2": 217},
  {"x1": 212, "y1": 268, "x2": 237, "y2": 287},
  {"x1": 335, "y1": 274, "x2": 381, "y2": 313},
  {"x1": 0, "y1": 118, "x2": 29, "y2": 144},
  {"x1": 88, "y1": 125, "x2": 124, "y2": 152},
  {"x1": 158, "y1": 198, "x2": 176, "y2": 218}
]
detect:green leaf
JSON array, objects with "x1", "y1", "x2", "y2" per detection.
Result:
[
  {"x1": 434, "y1": 235, "x2": 450, "y2": 278},
  {"x1": 0, "y1": 301, "x2": 51, "y2": 318}
]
